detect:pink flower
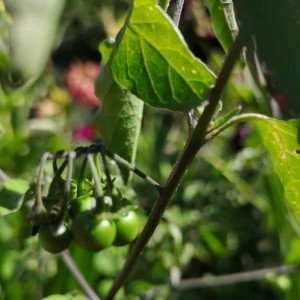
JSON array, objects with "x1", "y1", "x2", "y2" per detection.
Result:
[
  {"x1": 65, "y1": 61, "x2": 100, "y2": 108},
  {"x1": 72, "y1": 124, "x2": 97, "y2": 141}
]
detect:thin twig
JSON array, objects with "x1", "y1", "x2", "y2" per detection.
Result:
[
  {"x1": 76, "y1": 155, "x2": 88, "y2": 196},
  {"x1": 58, "y1": 151, "x2": 76, "y2": 222},
  {"x1": 172, "y1": 0, "x2": 198, "y2": 133},
  {"x1": 48, "y1": 157, "x2": 69, "y2": 196},
  {"x1": 204, "y1": 112, "x2": 270, "y2": 143},
  {"x1": 103, "y1": 147, "x2": 163, "y2": 193},
  {"x1": 104, "y1": 26, "x2": 246, "y2": 300},
  {"x1": 87, "y1": 153, "x2": 104, "y2": 211},
  {"x1": 172, "y1": 0, "x2": 185, "y2": 26},
  {"x1": 60, "y1": 250, "x2": 101, "y2": 300},
  {"x1": 35, "y1": 152, "x2": 52, "y2": 209},
  {"x1": 50, "y1": 144, "x2": 163, "y2": 193},
  {"x1": 173, "y1": 263, "x2": 300, "y2": 289},
  {"x1": 98, "y1": 146, "x2": 114, "y2": 191}
]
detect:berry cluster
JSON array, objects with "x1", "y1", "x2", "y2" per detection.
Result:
[{"x1": 27, "y1": 144, "x2": 140, "y2": 254}]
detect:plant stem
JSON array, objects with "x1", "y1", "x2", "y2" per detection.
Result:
[
  {"x1": 87, "y1": 153, "x2": 104, "y2": 212},
  {"x1": 77, "y1": 155, "x2": 88, "y2": 196},
  {"x1": 43, "y1": 144, "x2": 163, "y2": 193},
  {"x1": 58, "y1": 151, "x2": 75, "y2": 223},
  {"x1": 49, "y1": 157, "x2": 68, "y2": 196},
  {"x1": 103, "y1": 147, "x2": 163, "y2": 193},
  {"x1": 172, "y1": 263, "x2": 300, "y2": 289},
  {"x1": 99, "y1": 148, "x2": 114, "y2": 192},
  {"x1": 104, "y1": 27, "x2": 246, "y2": 300},
  {"x1": 94, "y1": 153, "x2": 103, "y2": 187},
  {"x1": 202, "y1": 154, "x2": 268, "y2": 211},
  {"x1": 205, "y1": 112, "x2": 271, "y2": 143},
  {"x1": 60, "y1": 250, "x2": 101, "y2": 300},
  {"x1": 172, "y1": 0, "x2": 185, "y2": 26},
  {"x1": 35, "y1": 152, "x2": 52, "y2": 210}
]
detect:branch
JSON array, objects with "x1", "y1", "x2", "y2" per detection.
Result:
[
  {"x1": 60, "y1": 250, "x2": 101, "y2": 300},
  {"x1": 172, "y1": 0, "x2": 185, "y2": 26},
  {"x1": 104, "y1": 26, "x2": 246, "y2": 300},
  {"x1": 49, "y1": 144, "x2": 163, "y2": 193},
  {"x1": 103, "y1": 146, "x2": 163, "y2": 193},
  {"x1": 205, "y1": 113, "x2": 271, "y2": 143},
  {"x1": 172, "y1": 264, "x2": 300, "y2": 289}
]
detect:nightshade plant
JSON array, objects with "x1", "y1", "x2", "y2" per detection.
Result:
[{"x1": 1, "y1": 0, "x2": 300, "y2": 299}]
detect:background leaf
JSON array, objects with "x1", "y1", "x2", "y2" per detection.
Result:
[
  {"x1": 253, "y1": 118, "x2": 300, "y2": 219},
  {"x1": 95, "y1": 40, "x2": 143, "y2": 184},
  {"x1": 0, "y1": 178, "x2": 29, "y2": 216},
  {"x1": 204, "y1": 0, "x2": 238, "y2": 52},
  {"x1": 4, "y1": 178, "x2": 29, "y2": 194},
  {"x1": 1, "y1": 0, "x2": 66, "y2": 89},
  {"x1": 233, "y1": 0, "x2": 300, "y2": 115},
  {"x1": 111, "y1": 0, "x2": 215, "y2": 112}
]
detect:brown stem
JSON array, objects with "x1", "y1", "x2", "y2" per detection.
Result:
[{"x1": 104, "y1": 27, "x2": 246, "y2": 300}]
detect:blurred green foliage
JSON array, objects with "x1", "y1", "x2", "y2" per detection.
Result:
[{"x1": 0, "y1": 1, "x2": 300, "y2": 300}]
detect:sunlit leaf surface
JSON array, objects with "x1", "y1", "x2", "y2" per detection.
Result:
[
  {"x1": 254, "y1": 118, "x2": 300, "y2": 219},
  {"x1": 111, "y1": 0, "x2": 216, "y2": 112}
]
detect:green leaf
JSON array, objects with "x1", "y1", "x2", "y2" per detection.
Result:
[
  {"x1": 4, "y1": 178, "x2": 29, "y2": 194},
  {"x1": 0, "y1": 178, "x2": 30, "y2": 216},
  {"x1": 198, "y1": 225, "x2": 227, "y2": 256},
  {"x1": 95, "y1": 39, "x2": 144, "y2": 184},
  {"x1": 204, "y1": 0, "x2": 237, "y2": 52},
  {"x1": 0, "y1": 189, "x2": 24, "y2": 216},
  {"x1": 1, "y1": 0, "x2": 66, "y2": 89},
  {"x1": 110, "y1": 0, "x2": 215, "y2": 112},
  {"x1": 253, "y1": 118, "x2": 300, "y2": 219}
]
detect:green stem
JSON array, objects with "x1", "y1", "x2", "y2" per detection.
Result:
[
  {"x1": 104, "y1": 27, "x2": 246, "y2": 300},
  {"x1": 49, "y1": 157, "x2": 69, "y2": 196},
  {"x1": 99, "y1": 148, "x2": 114, "y2": 192},
  {"x1": 94, "y1": 153, "x2": 103, "y2": 186},
  {"x1": 87, "y1": 153, "x2": 104, "y2": 212},
  {"x1": 57, "y1": 151, "x2": 75, "y2": 223},
  {"x1": 77, "y1": 155, "x2": 88, "y2": 196},
  {"x1": 34, "y1": 152, "x2": 51, "y2": 211},
  {"x1": 205, "y1": 112, "x2": 271, "y2": 143},
  {"x1": 104, "y1": 147, "x2": 163, "y2": 193},
  {"x1": 28, "y1": 152, "x2": 51, "y2": 226}
]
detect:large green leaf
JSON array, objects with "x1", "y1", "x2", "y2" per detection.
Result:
[
  {"x1": 110, "y1": 0, "x2": 216, "y2": 112},
  {"x1": 253, "y1": 118, "x2": 300, "y2": 219},
  {"x1": 204, "y1": 0, "x2": 237, "y2": 52},
  {"x1": 95, "y1": 39, "x2": 143, "y2": 184}
]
